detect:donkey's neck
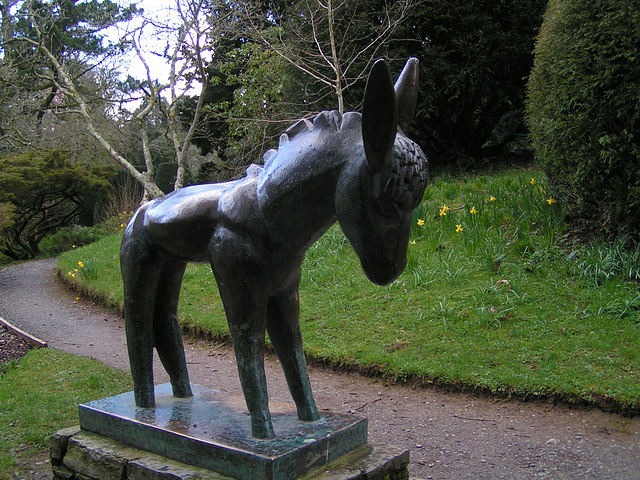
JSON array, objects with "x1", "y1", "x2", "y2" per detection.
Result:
[{"x1": 255, "y1": 111, "x2": 364, "y2": 250}]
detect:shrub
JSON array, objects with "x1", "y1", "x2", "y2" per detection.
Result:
[
  {"x1": 0, "y1": 151, "x2": 115, "y2": 259},
  {"x1": 526, "y1": 0, "x2": 640, "y2": 238},
  {"x1": 40, "y1": 211, "x2": 133, "y2": 256},
  {"x1": 39, "y1": 226, "x2": 98, "y2": 255}
]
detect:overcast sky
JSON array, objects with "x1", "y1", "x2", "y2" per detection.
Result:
[{"x1": 110, "y1": 0, "x2": 177, "y2": 82}]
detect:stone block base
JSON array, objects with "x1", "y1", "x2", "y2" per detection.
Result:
[
  {"x1": 50, "y1": 428, "x2": 409, "y2": 480},
  {"x1": 76, "y1": 384, "x2": 371, "y2": 479},
  {"x1": 50, "y1": 384, "x2": 408, "y2": 479}
]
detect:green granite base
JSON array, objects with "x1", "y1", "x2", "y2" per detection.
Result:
[{"x1": 78, "y1": 384, "x2": 368, "y2": 480}]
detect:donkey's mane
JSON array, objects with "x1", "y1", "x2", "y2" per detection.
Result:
[
  {"x1": 286, "y1": 110, "x2": 347, "y2": 139},
  {"x1": 261, "y1": 110, "x2": 355, "y2": 168}
]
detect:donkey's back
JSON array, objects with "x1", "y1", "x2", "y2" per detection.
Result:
[{"x1": 124, "y1": 166, "x2": 262, "y2": 263}]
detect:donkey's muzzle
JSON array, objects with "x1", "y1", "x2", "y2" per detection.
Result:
[{"x1": 361, "y1": 257, "x2": 405, "y2": 286}]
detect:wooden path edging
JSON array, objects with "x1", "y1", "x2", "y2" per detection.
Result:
[{"x1": 0, "y1": 316, "x2": 48, "y2": 348}]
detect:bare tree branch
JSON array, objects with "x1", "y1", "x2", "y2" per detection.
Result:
[
  {"x1": 22, "y1": 4, "x2": 165, "y2": 199},
  {"x1": 247, "y1": 0, "x2": 420, "y2": 113}
]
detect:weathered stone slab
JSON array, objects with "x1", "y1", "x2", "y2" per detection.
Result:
[
  {"x1": 51, "y1": 463, "x2": 75, "y2": 480},
  {"x1": 50, "y1": 425, "x2": 81, "y2": 466},
  {"x1": 62, "y1": 431, "x2": 142, "y2": 480},
  {"x1": 301, "y1": 445, "x2": 409, "y2": 480},
  {"x1": 128, "y1": 453, "x2": 231, "y2": 480},
  {"x1": 78, "y1": 384, "x2": 368, "y2": 480},
  {"x1": 50, "y1": 427, "x2": 408, "y2": 480}
]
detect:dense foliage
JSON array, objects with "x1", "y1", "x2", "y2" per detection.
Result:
[
  {"x1": 526, "y1": 0, "x2": 640, "y2": 238},
  {"x1": 0, "y1": 0, "x2": 136, "y2": 147},
  {"x1": 0, "y1": 0, "x2": 551, "y2": 245},
  {"x1": 399, "y1": 0, "x2": 547, "y2": 165},
  {"x1": 0, "y1": 151, "x2": 115, "y2": 259},
  {"x1": 188, "y1": 0, "x2": 548, "y2": 172}
]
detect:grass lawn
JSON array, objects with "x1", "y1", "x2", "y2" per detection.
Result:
[
  {"x1": 58, "y1": 166, "x2": 640, "y2": 413},
  {"x1": 0, "y1": 349, "x2": 132, "y2": 479}
]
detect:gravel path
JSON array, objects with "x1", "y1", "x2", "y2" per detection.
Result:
[{"x1": 0, "y1": 258, "x2": 639, "y2": 479}]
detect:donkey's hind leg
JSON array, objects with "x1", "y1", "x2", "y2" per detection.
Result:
[
  {"x1": 121, "y1": 241, "x2": 162, "y2": 408},
  {"x1": 153, "y1": 260, "x2": 193, "y2": 399}
]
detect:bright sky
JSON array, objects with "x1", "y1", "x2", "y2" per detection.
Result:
[{"x1": 110, "y1": 0, "x2": 177, "y2": 83}]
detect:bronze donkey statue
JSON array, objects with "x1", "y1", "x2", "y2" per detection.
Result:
[{"x1": 121, "y1": 58, "x2": 428, "y2": 439}]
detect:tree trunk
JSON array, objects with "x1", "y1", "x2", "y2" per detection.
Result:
[{"x1": 326, "y1": 0, "x2": 344, "y2": 114}]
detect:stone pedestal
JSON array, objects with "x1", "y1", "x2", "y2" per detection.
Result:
[{"x1": 50, "y1": 384, "x2": 409, "y2": 480}]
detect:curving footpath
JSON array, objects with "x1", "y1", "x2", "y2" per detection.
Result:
[{"x1": 1, "y1": 258, "x2": 639, "y2": 479}]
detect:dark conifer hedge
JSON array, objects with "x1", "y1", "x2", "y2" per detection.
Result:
[{"x1": 526, "y1": 0, "x2": 640, "y2": 238}]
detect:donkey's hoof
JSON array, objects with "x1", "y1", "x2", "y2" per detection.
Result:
[
  {"x1": 251, "y1": 419, "x2": 276, "y2": 440},
  {"x1": 172, "y1": 383, "x2": 193, "y2": 398},
  {"x1": 134, "y1": 391, "x2": 155, "y2": 408},
  {"x1": 298, "y1": 405, "x2": 321, "y2": 422}
]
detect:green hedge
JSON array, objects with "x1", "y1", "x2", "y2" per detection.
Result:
[{"x1": 526, "y1": 0, "x2": 640, "y2": 238}]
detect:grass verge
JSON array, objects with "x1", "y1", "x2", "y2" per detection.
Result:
[
  {"x1": 0, "y1": 349, "x2": 132, "y2": 479},
  {"x1": 57, "y1": 167, "x2": 640, "y2": 414}
]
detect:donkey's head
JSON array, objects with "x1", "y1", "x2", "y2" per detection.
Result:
[{"x1": 336, "y1": 58, "x2": 428, "y2": 285}]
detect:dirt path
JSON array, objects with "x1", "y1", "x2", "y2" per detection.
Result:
[{"x1": 1, "y1": 258, "x2": 639, "y2": 479}]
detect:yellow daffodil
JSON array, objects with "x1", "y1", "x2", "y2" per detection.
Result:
[
  {"x1": 530, "y1": 178, "x2": 536, "y2": 185},
  {"x1": 439, "y1": 204, "x2": 450, "y2": 216},
  {"x1": 470, "y1": 206, "x2": 478, "y2": 214},
  {"x1": 72, "y1": 245, "x2": 76, "y2": 249},
  {"x1": 75, "y1": 297, "x2": 80, "y2": 301},
  {"x1": 456, "y1": 224, "x2": 464, "y2": 233},
  {"x1": 417, "y1": 218, "x2": 425, "y2": 226},
  {"x1": 410, "y1": 240, "x2": 417, "y2": 245},
  {"x1": 77, "y1": 261, "x2": 84, "y2": 268},
  {"x1": 489, "y1": 196, "x2": 496, "y2": 202},
  {"x1": 547, "y1": 197, "x2": 556, "y2": 205}
]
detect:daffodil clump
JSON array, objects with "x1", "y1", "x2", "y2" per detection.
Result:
[
  {"x1": 107, "y1": 211, "x2": 134, "y2": 232},
  {"x1": 67, "y1": 259, "x2": 98, "y2": 280},
  {"x1": 67, "y1": 261, "x2": 83, "y2": 279},
  {"x1": 410, "y1": 169, "x2": 562, "y2": 259}
]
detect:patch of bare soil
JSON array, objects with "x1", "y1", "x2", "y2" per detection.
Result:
[{"x1": 0, "y1": 327, "x2": 32, "y2": 370}]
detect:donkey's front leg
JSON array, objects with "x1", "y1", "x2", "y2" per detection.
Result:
[
  {"x1": 266, "y1": 286, "x2": 320, "y2": 423},
  {"x1": 235, "y1": 330, "x2": 273, "y2": 438},
  {"x1": 213, "y1": 262, "x2": 274, "y2": 438}
]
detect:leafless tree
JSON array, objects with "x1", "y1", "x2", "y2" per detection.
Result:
[
  {"x1": 248, "y1": 0, "x2": 420, "y2": 114},
  {"x1": 2, "y1": 0, "x2": 244, "y2": 201}
]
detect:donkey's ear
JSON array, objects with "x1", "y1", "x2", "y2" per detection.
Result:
[
  {"x1": 362, "y1": 59, "x2": 398, "y2": 173},
  {"x1": 394, "y1": 57, "x2": 419, "y2": 131}
]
